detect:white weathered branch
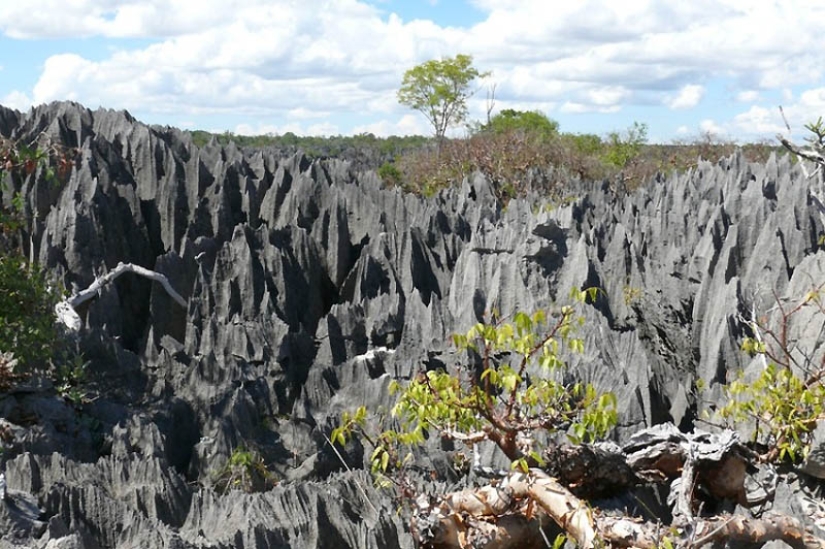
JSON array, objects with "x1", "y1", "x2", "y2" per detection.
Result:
[
  {"x1": 441, "y1": 428, "x2": 488, "y2": 445},
  {"x1": 416, "y1": 470, "x2": 825, "y2": 549},
  {"x1": 599, "y1": 513, "x2": 825, "y2": 549},
  {"x1": 415, "y1": 470, "x2": 598, "y2": 548},
  {"x1": 56, "y1": 262, "x2": 187, "y2": 331},
  {"x1": 67, "y1": 262, "x2": 187, "y2": 309},
  {"x1": 749, "y1": 303, "x2": 769, "y2": 370},
  {"x1": 778, "y1": 136, "x2": 825, "y2": 169}
]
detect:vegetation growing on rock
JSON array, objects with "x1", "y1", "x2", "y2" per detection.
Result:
[
  {"x1": 332, "y1": 289, "x2": 618, "y2": 488},
  {"x1": 0, "y1": 136, "x2": 74, "y2": 377}
]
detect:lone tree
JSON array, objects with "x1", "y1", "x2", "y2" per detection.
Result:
[{"x1": 397, "y1": 53, "x2": 488, "y2": 143}]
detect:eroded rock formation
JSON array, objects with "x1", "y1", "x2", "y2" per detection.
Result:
[{"x1": 1, "y1": 101, "x2": 824, "y2": 548}]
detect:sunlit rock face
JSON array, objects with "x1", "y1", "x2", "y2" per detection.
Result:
[{"x1": 0, "y1": 101, "x2": 822, "y2": 548}]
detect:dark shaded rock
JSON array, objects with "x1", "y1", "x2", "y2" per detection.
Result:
[{"x1": 803, "y1": 422, "x2": 825, "y2": 480}]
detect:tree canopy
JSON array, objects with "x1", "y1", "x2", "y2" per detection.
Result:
[
  {"x1": 482, "y1": 108, "x2": 559, "y2": 139},
  {"x1": 397, "y1": 53, "x2": 488, "y2": 142}
]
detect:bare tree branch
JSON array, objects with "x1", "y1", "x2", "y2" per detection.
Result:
[
  {"x1": 56, "y1": 261, "x2": 187, "y2": 331},
  {"x1": 67, "y1": 261, "x2": 187, "y2": 309}
]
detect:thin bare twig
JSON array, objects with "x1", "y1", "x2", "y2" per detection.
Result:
[{"x1": 322, "y1": 433, "x2": 379, "y2": 515}]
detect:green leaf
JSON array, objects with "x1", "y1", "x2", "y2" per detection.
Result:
[
  {"x1": 511, "y1": 458, "x2": 529, "y2": 473},
  {"x1": 514, "y1": 311, "x2": 531, "y2": 335},
  {"x1": 586, "y1": 287, "x2": 600, "y2": 303}
]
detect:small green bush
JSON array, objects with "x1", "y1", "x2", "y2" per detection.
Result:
[
  {"x1": 718, "y1": 363, "x2": 825, "y2": 462},
  {"x1": 0, "y1": 137, "x2": 75, "y2": 381},
  {"x1": 54, "y1": 351, "x2": 90, "y2": 406},
  {"x1": 0, "y1": 253, "x2": 61, "y2": 373},
  {"x1": 482, "y1": 109, "x2": 559, "y2": 139},
  {"x1": 333, "y1": 289, "x2": 618, "y2": 480},
  {"x1": 213, "y1": 446, "x2": 276, "y2": 494},
  {"x1": 377, "y1": 162, "x2": 404, "y2": 187},
  {"x1": 714, "y1": 283, "x2": 825, "y2": 463},
  {"x1": 601, "y1": 121, "x2": 648, "y2": 169}
]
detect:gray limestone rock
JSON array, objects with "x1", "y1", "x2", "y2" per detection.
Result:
[{"x1": 2, "y1": 101, "x2": 825, "y2": 547}]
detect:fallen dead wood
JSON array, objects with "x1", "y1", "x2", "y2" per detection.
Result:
[
  {"x1": 599, "y1": 513, "x2": 825, "y2": 549},
  {"x1": 414, "y1": 470, "x2": 825, "y2": 549},
  {"x1": 413, "y1": 471, "x2": 595, "y2": 549},
  {"x1": 412, "y1": 425, "x2": 822, "y2": 549}
]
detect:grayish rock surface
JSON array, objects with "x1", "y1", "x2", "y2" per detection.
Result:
[{"x1": 1, "y1": 101, "x2": 824, "y2": 547}]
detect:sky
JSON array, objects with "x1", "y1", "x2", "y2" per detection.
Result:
[{"x1": 1, "y1": 0, "x2": 824, "y2": 143}]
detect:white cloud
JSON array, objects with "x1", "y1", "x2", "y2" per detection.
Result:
[
  {"x1": 352, "y1": 114, "x2": 428, "y2": 137},
  {"x1": 20, "y1": 0, "x2": 467, "y2": 125},
  {"x1": 287, "y1": 108, "x2": 330, "y2": 120},
  {"x1": 33, "y1": 54, "x2": 94, "y2": 103},
  {"x1": 756, "y1": 87, "x2": 825, "y2": 139},
  {"x1": 800, "y1": 87, "x2": 825, "y2": 110},
  {"x1": 235, "y1": 123, "x2": 281, "y2": 136},
  {"x1": 306, "y1": 122, "x2": 341, "y2": 136},
  {"x1": 735, "y1": 90, "x2": 760, "y2": 102},
  {"x1": 560, "y1": 101, "x2": 620, "y2": 114},
  {"x1": 587, "y1": 86, "x2": 630, "y2": 107},
  {"x1": 698, "y1": 86, "x2": 825, "y2": 143},
  {"x1": 0, "y1": 0, "x2": 311, "y2": 39},
  {"x1": 1, "y1": 0, "x2": 825, "y2": 138},
  {"x1": 732, "y1": 106, "x2": 784, "y2": 136},
  {"x1": 666, "y1": 84, "x2": 704, "y2": 110},
  {"x1": 699, "y1": 119, "x2": 727, "y2": 137},
  {"x1": 1, "y1": 90, "x2": 33, "y2": 111}
]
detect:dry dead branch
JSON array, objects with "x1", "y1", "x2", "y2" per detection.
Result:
[{"x1": 55, "y1": 261, "x2": 187, "y2": 331}]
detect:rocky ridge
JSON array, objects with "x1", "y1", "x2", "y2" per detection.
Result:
[{"x1": 0, "y1": 101, "x2": 823, "y2": 548}]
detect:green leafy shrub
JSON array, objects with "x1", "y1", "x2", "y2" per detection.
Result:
[
  {"x1": 332, "y1": 288, "x2": 618, "y2": 480},
  {"x1": 718, "y1": 364, "x2": 825, "y2": 462},
  {"x1": 213, "y1": 446, "x2": 276, "y2": 494},
  {"x1": 0, "y1": 253, "x2": 61, "y2": 373},
  {"x1": 53, "y1": 351, "x2": 90, "y2": 406},
  {"x1": 393, "y1": 129, "x2": 570, "y2": 202},
  {"x1": 377, "y1": 161, "x2": 404, "y2": 187},
  {"x1": 715, "y1": 284, "x2": 825, "y2": 463},
  {"x1": 601, "y1": 121, "x2": 648, "y2": 169},
  {"x1": 0, "y1": 136, "x2": 76, "y2": 384},
  {"x1": 803, "y1": 116, "x2": 825, "y2": 149},
  {"x1": 482, "y1": 109, "x2": 559, "y2": 139},
  {"x1": 393, "y1": 144, "x2": 468, "y2": 197}
]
